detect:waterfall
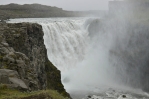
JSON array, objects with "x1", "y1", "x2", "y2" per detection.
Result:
[
  {"x1": 39, "y1": 18, "x2": 116, "y2": 92},
  {"x1": 41, "y1": 19, "x2": 89, "y2": 70},
  {"x1": 9, "y1": 18, "x2": 149, "y2": 99},
  {"x1": 8, "y1": 17, "x2": 120, "y2": 91}
]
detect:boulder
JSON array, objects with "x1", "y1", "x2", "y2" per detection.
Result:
[
  {"x1": 9, "y1": 77, "x2": 28, "y2": 90},
  {"x1": 0, "y1": 69, "x2": 28, "y2": 90}
]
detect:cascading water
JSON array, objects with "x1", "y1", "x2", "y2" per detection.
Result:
[
  {"x1": 41, "y1": 19, "x2": 88, "y2": 70},
  {"x1": 9, "y1": 18, "x2": 149, "y2": 99}
]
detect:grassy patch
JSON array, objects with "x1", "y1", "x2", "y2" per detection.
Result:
[{"x1": 0, "y1": 88, "x2": 69, "y2": 99}]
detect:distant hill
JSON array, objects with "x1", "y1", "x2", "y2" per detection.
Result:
[
  {"x1": 0, "y1": 3, "x2": 106, "y2": 20},
  {"x1": 0, "y1": 3, "x2": 75, "y2": 19}
]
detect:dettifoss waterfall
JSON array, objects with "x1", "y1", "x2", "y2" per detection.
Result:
[
  {"x1": 9, "y1": 18, "x2": 149, "y2": 99},
  {"x1": 42, "y1": 19, "x2": 88, "y2": 70}
]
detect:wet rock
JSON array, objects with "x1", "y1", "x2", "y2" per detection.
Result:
[
  {"x1": 118, "y1": 95, "x2": 128, "y2": 99},
  {"x1": 122, "y1": 95, "x2": 126, "y2": 98},
  {"x1": 88, "y1": 95, "x2": 92, "y2": 98}
]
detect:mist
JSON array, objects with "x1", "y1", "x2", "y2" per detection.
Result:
[{"x1": 61, "y1": 0, "x2": 149, "y2": 95}]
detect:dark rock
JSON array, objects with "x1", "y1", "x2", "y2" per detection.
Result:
[
  {"x1": 0, "y1": 23, "x2": 70, "y2": 98},
  {"x1": 88, "y1": 95, "x2": 92, "y2": 98},
  {"x1": 122, "y1": 95, "x2": 126, "y2": 98}
]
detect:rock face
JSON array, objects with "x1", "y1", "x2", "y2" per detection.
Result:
[
  {"x1": 0, "y1": 23, "x2": 70, "y2": 97},
  {"x1": 0, "y1": 69, "x2": 28, "y2": 90}
]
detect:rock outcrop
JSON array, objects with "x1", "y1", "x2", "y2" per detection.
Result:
[
  {"x1": 0, "y1": 23, "x2": 70, "y2": 97},
  {"x1": 0, "y1": 69, "x2": 28, "y2": 90}
]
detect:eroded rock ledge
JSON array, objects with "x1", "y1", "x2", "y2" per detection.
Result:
[{"x1": 0, "y1": 23, "x2": 70, "y2": 97}]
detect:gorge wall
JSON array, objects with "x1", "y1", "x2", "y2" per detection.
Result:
[{"x1": 0, "y1": 23, "x2": 70, "y2": 97}]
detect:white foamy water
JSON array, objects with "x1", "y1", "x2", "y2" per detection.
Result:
[
  {"x1": 9, "y1": 18, "x2": 149, "y2": 99},
  {"x1": 41, "y1": 19, "x2": 88, "y2": 70}
]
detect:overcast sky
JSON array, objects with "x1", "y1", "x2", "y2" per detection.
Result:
[{"x1": 0, "y1": 0, "x2": 111, "y2": 11}]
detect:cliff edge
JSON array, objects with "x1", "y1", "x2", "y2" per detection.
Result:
[{"x1": 0, "y1": 23, "x2": 70, "y2": 98}]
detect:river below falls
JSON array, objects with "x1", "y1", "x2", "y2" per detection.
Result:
[{"x1": 71, "y1": 88, "x2": 149, "y2": 99}]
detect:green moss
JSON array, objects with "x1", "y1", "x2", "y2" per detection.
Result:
[
  {"x1": 45, "y1": 60, "x2": 70, "y2": 98},
  {"x1": 0, "y1": 84, "x2": 8, "y2": 90},
  {"x1": 0, "y1": 89, "x2": 68, "y2": 99}
]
